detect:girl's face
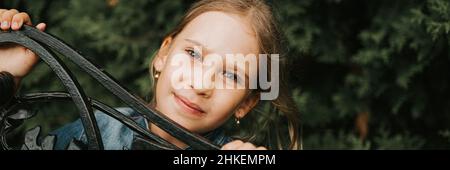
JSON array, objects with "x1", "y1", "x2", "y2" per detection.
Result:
[{"x1": 152, "y1": 11, "x2": 260, "y2": 133}]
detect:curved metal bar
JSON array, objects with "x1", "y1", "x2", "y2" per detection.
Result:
[
  {"x1": 0, "y1": 32, "x2": 104, "y2": 150},
  {"x1": 92, "y1": 100, "x2": 179, "y2": 150},
  {"x1": 17, "y1": 25, "x2": 219, "y2": 149},
  {"x1": 17, "y1": 92, "x2": 180, "y2": 150}
]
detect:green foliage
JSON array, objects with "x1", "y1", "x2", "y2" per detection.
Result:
[
  {"x1": 276, "y1": 0, "x2": 449, "y2": 149},
  {"x1": 1, "y1": 0, "x2": 449, "y2": 149}
]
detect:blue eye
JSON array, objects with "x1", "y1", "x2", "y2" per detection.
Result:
[
  {"x1": 185, "y1": 48, "x2": 202, "y2": 61},
  {"x1": 223, "y1": 71, "x2": 241, "y2": 83}
]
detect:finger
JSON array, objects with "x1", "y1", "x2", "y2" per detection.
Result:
[
  {"x1": 20, "y1": 12, "x2": 32, "y2": 25},
  {"x1": 256, "y1": 146, "x2": 267, "y2": 150},
  {"x1": 0, "y1": 9, "x2": 7, "y2": 16},
  {"x1": 11, "y1": 12, "x2": 32, "y2": 30},
  {"x1": 1, "y1": 9, "x2": 19, "y2": 30},
  {"x1": 11, "y1": 14, "x2": 25, "y2": 30},
  {"x1": 221, "y1": 141, "x2": 239, "y2": 150},
  {"x1": 221, "y1": 140, "x2": 244, "y2": 150},
  {"x1": 36, "y1": 23, "x2": 46, "y2": 31},
  {"x1": 0, "y1": 9, "x2": 18, "y2": 17},
  {"x1": 7, "y1": 9, "x2": 19, "y2": 13},
  {"x1": 236, "y1": 142, "x2": 256, "y2": 150},
  {"x1": 0, "y1": 9, "x2": 7, "y2": 28}
]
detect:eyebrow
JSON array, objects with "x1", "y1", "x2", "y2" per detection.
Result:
[
  {"x1": 184, "y1": 39, "x2": 211, "y2": 53},
  {"x1": 184, "y1": 38, "x2": 250, "y2": 82}
]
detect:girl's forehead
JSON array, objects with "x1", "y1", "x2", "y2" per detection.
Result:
[{"x1": 176, "y1": 11, "x2": 259, "y2": 56}]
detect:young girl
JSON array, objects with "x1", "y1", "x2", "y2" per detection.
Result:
[{"x1": 0, "y1": 0, "x2": 301, "y2": 150}]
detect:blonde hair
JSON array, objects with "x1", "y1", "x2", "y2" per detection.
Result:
[{"x1": 149, "y1": 0, "x2": 302, "y2": 150}]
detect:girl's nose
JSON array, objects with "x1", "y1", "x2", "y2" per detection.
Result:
[
  {"x1": 190, "y1": 82, "x2": 213, "y2": 98},
  {"x1": 190, "y1": 64, "x2": 217, "y2": 97}
]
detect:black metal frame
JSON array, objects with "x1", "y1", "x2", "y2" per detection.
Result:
[{"x1": 0, "y1": 25, "x2": 219, "y2": 150}]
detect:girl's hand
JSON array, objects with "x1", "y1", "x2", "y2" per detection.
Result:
[
  {"x1": 221, "y1": 140, "x2": 267, "y2": 150},
  {"x1": 0, "y1": 9, "x2": 46, "y2": 89}
]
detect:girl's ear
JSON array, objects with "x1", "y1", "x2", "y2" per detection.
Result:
[
  {"x1": 152, "y1": 36, "x2": 173, "y2": 72},
  {"x1": 234, "y1": 92, "x2": 260, "y2": 119}
]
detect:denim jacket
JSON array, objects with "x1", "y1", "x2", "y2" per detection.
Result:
[{"x1": 50, "y1": 107, "x2": 233, "y2": 150}]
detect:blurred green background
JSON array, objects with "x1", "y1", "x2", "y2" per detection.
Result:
[{"x1": 1, "y1": 0, "x2": 449, "y2": 149}]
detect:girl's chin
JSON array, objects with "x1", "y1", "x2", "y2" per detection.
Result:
[
  {"x1": 164, "y1": 108, "x2": 202, "y2": 128},
  {"x1": 161, "y1": 109, "x2": 218, "y2": 135}
]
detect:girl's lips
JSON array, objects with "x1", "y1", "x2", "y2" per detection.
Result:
[{"x1": 173, "y1": 93, "x2": 206, "y2": 117}]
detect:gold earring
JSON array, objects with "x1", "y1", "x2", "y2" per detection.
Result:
[{"x1": 154, "y1": 72, "x2": 160, "y2": 79}]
